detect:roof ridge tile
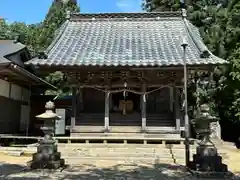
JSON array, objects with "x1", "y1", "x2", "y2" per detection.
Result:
[{"x1": 70, "y1": 11, "x2": 182, "y2": 21}]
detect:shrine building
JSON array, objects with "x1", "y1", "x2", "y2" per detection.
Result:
[{"x1": 26, "y1": 11, "x2": 226, "y2": 137}]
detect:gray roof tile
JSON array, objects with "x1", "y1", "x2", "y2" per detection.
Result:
[
  {"x1": 0, "y1": 40, "x2": 26, "y2": 65},
  {"x1": 26, "y1": 12, "x2": 226, "y2": 67}
]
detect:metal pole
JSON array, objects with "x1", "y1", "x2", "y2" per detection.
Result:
[
  {"x1": 180, "y1": 8, "x2": 190, "y2": 167},
  {"x1": 182, "y1": 44, "x2": 190, "y2": 166}
]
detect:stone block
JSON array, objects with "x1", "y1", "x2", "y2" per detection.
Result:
[
  {"x1": 37, "y1": 144, "x2": 57, "y2": 154},
  {"x1": 29, "y1": 138, "x2": 64, "y2": 170},
  {"x1": 215, "y1": 164, "x2": 228, "y2": 172},
  {"x1": 193, "y1": 154, "x2": 222, "y2": 165},
  {"x1": 190, "y1": 151, "x2": 228, "y2": 173},
  {"x1": 196, "y1": 145, "x2": 217, "y2": 156},
  {"x1": 32, "y1": 152, "x2": 61, "y2": 162},
  {"x1": 39, "y1": 138, "x2": 56, "y2": 144},
  {"x1": 7, "y1": 150, "x2": 23, "y2": 156},
  {"x1": 27, "y1": 159, "x2": 65, "y2": 169}
]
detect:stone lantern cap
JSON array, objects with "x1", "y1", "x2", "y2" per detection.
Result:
[{"x1": 36, "y1": 101, "x2": 61, "y2": 120}]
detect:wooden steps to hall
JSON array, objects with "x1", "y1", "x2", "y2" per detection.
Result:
[
  {"x1": 75, "y1": 113, "x2": 175, "y2": 127},
  {"x1": 146, "y1": 113, "x2": 175, "y2": 127}
]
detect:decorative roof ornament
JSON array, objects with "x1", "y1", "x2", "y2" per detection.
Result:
[
  {"x1": 58, "y1": 0, "x2": 77, "y2": 4},
  {"x1": 38, "y1": 51, "x2": 48, "y2": 59},
  {"x1": 182, "y1": 8, "x2": 187, "y2": 18},
  {"x1": 181, "y1": 34, "x2": 188, "y2": 48},
  {"x1": 66, "y1": 10, "x2": 71, "y2": 20},
  {"x1": 13, "y1": 35, "x2": 19, "y2": 43}
]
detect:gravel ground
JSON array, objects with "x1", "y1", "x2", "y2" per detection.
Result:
[
  {"x1": 1, "y1": 161, "x2": 240, "y2": 180},
  {"x1": 0, "y1": 143, "x2": 240, "y2": 180}
]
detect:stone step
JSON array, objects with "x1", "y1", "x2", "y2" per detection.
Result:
[
  {"x1": 0, "y1": 144, "x2": 197, "y2": 152},
  {"x1": 59, "y1": 148, "x2": 197, "y2": 153},
  {"x1": 62, "y1": 156, "x2": 186, "y2": 165},
  {"x1": 60, "y1": 150, "x2": 228, "y2": 159},
  {"x1": 60, "y1": 151, "x2": 183, "y2": 157},
  {"x1": 60, "y1": 153, "x2": 187, "y2": 160},
  {"x1": 58, "y1": 147, "x2": 196, "y2": 153},
  {"x1": 57, "y1": 143, "x2": 197, "y2": 149},
  {"x1": 69, "y1": 133, "x2": 183, "y2": 140},
  {"x1": 68, "y1": 133, "x2": 180, "y2": 137},
  {"x1": 5, "y1": 150, "x2": 23, "y2": 156}
]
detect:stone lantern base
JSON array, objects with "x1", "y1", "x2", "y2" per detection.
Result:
[
  {"x1": 27, "y1": 135, "x2": 65, "y2": 169},
  {"x1": 188, "y1": 143, "x2": 231, "y2": 178}
]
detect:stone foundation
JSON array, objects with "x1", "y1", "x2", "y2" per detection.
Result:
[
  {"x1": 27, "y1": 137, "x2": 65, "y2": 169},
  {"x1": 189, "y1": 144, "x2": 228, "y2": 173}
]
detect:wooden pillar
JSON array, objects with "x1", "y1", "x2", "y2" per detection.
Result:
[
  {"x1": 105, "y1": 89, "x2": 110, "y2": 131},
  {"x1": 71, "y1": 87, "x2": 77, "y2": 131},
  {"x1": 174, "y1": 87, "x2": 181, "y2": 131},
  {"x1": 169, "y1": 86, "x2": 174, "y2": 112},
  {"x1": 141, "y1": 84, "x2": 147, "y2": 131},
  {"x1": 79, "y1": 87, "x2": 83, "y2": 112}
]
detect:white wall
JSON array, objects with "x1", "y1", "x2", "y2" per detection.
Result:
[
  {"x1": 0, "y1": 79, "x2": 10, "y2": 98},
  {"x1": 0, "y1": 78, "x2": 31, "y2": 133},
  {"x1": 0, "y1": 78, "x2": 30, "y2": 102},
  {"x1": 10, "y1": 84, "x2": 22, "y2": 101}
]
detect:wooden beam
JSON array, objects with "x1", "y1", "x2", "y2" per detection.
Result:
[
  {"x1": 78, "y1": 83, "x2": 183, "y2": 88},
  {"x1": 169, "y1": 86, "x2": 174, "y2": 112},
  {"x1": 104, "y1": 88, "x2": 110, "y2": 132},
  {"x1": 174, "y1": 87, "x2": 181, "y2": 131},
  {"x1": 65, "y1": 69, "x2": 185, "y2": 87},
  {"x1": 71, "y1": 87, "x2": 77, "y2": 131},
  {"x1": 141, "y1": 84, "x2": 147, "y2": 131},
  {"x1": 37, "y1": 64, "x2": 217, "y2": 73},
  {"x1": 78, "y1": 87, "x2": 83, "y2": 112}
]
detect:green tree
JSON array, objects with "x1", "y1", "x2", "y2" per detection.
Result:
[
  {"x1": 38, "y1": 0, "x2": 80, "y2": 96},
  {"x1": 143, "y1": 0, "x2": 240, "y2": 143},
  {"x1": 37, "y1": 0, "x2": 80, "y2": 51},
  {"x1": 0, "y1": 19, "x2": 12, "y2": 39},
  {"x1": 1, "y1": 0, "x2": 80, "y2": 96},
  {"x1": 143, "y1": 0, "x2": 180, "y2": 11}
]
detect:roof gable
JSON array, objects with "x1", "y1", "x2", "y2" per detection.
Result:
[
  {"x1": 0, "y1": 40, "x2": 26, "y2": 65},
  {"x1": 26, "y1": 11, "x2": 226, "y2": 67}
]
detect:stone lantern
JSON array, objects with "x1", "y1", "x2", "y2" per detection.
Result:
[
  {"x1": 189, "y1": 104, "x2": 228, "y2": 176},
  {"x1": 27, "y1": 101, "x2": 65, "y2": 169}
]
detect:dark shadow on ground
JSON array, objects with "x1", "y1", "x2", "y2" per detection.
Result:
[
  {"x1": 0, "y1": 162, "x2": 26, "y2": 178},
  {"x1": 2, "y1": 161, "x2": 240, "y2": 180}
]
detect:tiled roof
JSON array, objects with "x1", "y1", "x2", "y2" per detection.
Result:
[
  {"x1": 0, "y1": 40, "x2": 26, "y2": 65},
  {"x1": 0, "y1": 40, "x2": 56, "y2": 89},
  {"x1": 25, "y1": 11, "x2": 226, "y2": 67}
]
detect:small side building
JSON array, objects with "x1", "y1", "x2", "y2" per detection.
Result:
[{"x1": 0, "y1": 40, "x2": 55, "y2": 135}]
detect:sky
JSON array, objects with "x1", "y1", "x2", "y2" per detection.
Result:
[{"x1": 0, "y1": 0, "x2": 143, "y2": 24}]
